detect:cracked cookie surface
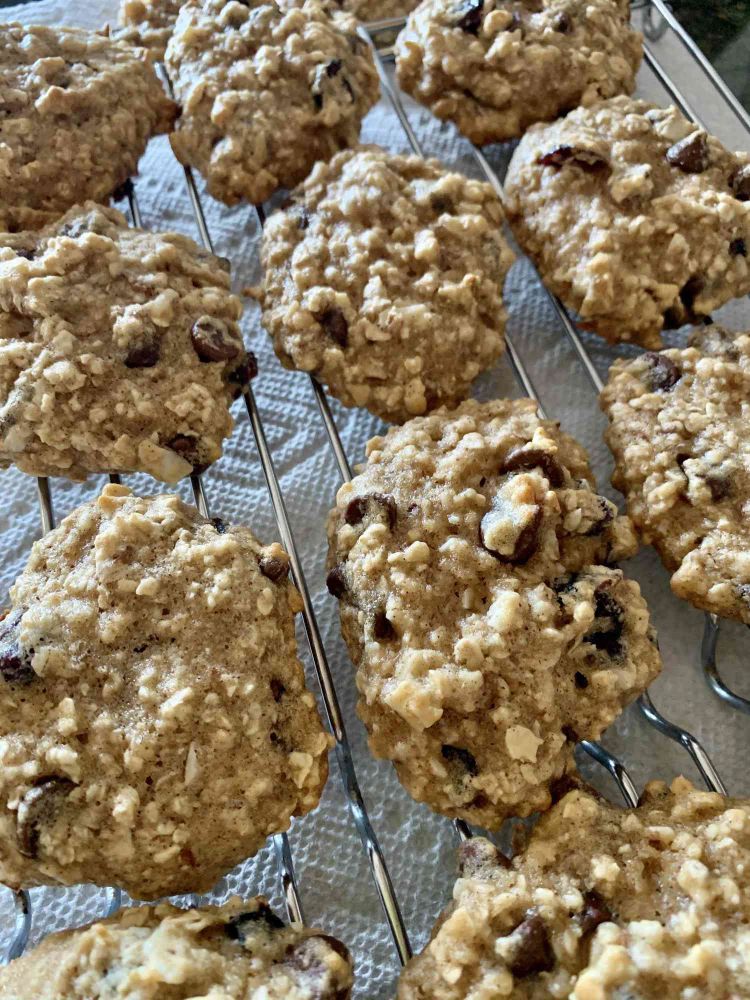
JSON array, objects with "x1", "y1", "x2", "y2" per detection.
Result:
[
  {"x1": 0, "y1": 202, "x2": 254, "y2": 483},
  {"x1": 166, "y1": 0, "x2": 379, "y2": 206},
  {"x1": 0, "y1": 897, "x2": 353, "y2": 999},
  {"x1": 0, "y1": 23, "x2": 175, "y2": 232},
  {"x1": 117, "y1": 0, "x2": 183, "y2": 61},
  {"x1": 0, "y1": 485, "x2": 331, "y2": 900},
  {"x1": 326, "y1": 399, "x2": 660, "y2": 826},
  {"x1": 504, "y1": 97, "x2": 750, "y2": 348},
  {"x1": 258, "y1": 146, "x2": 513, "y2": 424},
  {"x1": 397, "y1": 777, "x2": 750, "y2": 999},
  {"x1": 395, "y1": 0, "x2": 641, "y2": 146},
  {"x1": 601, "y1": 325, "x2": 750, "y2": 624}
]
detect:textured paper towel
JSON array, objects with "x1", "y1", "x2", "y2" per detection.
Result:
[{"x1": 0, "y1": 2, "x2": 748, "y2": 995}]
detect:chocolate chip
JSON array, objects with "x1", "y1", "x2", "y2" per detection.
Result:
[
  {"x1": 441, "y1": 744, "x2": 479, "y2": 776},
  {"x1": 643, "y1": 352, "x2": 681, "y2": 392},
  {"x1": 552, "y1": 11, "x2": 572, "y2": 31},
  {"x1": 730, "y1": 237, "x2": 747, "y2": 257},
  {"x1": 270, "y1": 678, "x2": 285, "y2": 702},
  {"x1": 500, "y1": 446, "x2": 565, "y2": 488},
  {"x1": 326, "y1": 59, "x2": 342, "y2": 77},
  {"x1": 574, "y1": 671, "x2": 588, "y2": 689},
  {"x1": 506, "y1": 913, "x2": 555, "y2": 978},
  {"x1": 326, "y1": 565, "x2": 347, "y2": 599},
  {"x1": 666, "y1": 131, "x2": 710, "y2": 173},
  {"x1": 191, "y1": 316, "x2": 242, "y2": 362},
  {"x1": 373, "y1": 610, "x2": 396, "y2": 641},
  {"x1": 225, "y1": 904, "x2": 285, "y2": 942},
  {"x1": 17, "y1": 777, "x2": 76, "y2": 858},
  {"x1": 344, "y1": 493, "x2": 397, "y2": 530},
  {"x1": 315, "y1": 308, "x2": 348, "y2": 348},
  {"x1": 585, "y1": 590, "x2": 624, "y2": 658},
  {"x1": 538, "y1": 145, "x2": 608, "y2": 173},
  {"x1": 211, "y1": 517, "x2": 228, "y2": 534},
  {"x1": 729, "y1": 164, "x2": 750, "y2": 201},
  {"x1": 167, "y1": 435, "x2": 206, "y2": 474},
  {"x1": 259, "y1": 555, "x2": 290, "y2": 583},
  {"x1": 455, "y1": 0, "x2": 483, "y2": 34},
  {"x1": 577, "y1": 890, "x2": 613, "y2": 937},
  {"x1": 479, "y1": 505, "x2": 542, "y2": 565},
  {"x1": 124, "y1": 338, "x2": 160, "y2": 368},
  {"x1": 458, "y1": 837, "x2": 510, "y2": 876},
  {"x1": 0, "y1": 608, "x2": 34, "y2": 686}
]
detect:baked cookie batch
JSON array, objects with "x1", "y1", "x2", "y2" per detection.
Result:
[{"x1": 0, "y1": 0, "x2": 749, "y2": 996}]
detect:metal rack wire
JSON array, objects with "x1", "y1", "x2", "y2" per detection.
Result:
[{"x1": 2, "y1": 0, "x2": 748, "y2": 986}]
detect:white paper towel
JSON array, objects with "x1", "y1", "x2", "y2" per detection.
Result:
[{"x1": 0, "y1": 2, "x2": 748, "y2": 996}]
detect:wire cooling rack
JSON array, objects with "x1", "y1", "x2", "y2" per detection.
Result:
[{"x1": 1, "y1": 0, "x2": 749, "y2": 993}]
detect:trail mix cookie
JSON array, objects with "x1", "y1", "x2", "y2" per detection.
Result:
[
  {"x1": 397, "y1": 777, "x2": 750, "y2": 999},
  {"x1": 601, "y1": 325, "x2": 750, "y2": 624},
  {"x1": 0, "y1": 898, "x2": 354, "y2": 999},
  {"x1": 258, "y1": 146, "x2": 513, "y2": 424},
  {"x1": 0, "y1": 485, "x2": 331, "y2": 899},
  {"x1": 166, "y1": 0, "x2": 379, "y2": 207},
  {"x1": 0, "y1": 23, "x2": 175, "y2": 233},
  {"x1": 0, "y1": 202, "x2": 254, "y2": 483},
  {"x1": 117, "y1": 0, "x2": 183, "y2": 61},
  {"x1": 326, "y1": 399, "x2": 661, "y2": 826},
  {"x1": 504, "y1": 97, "x2": 750, "y2": 348},
  {"x1": 395, "y1": 0, "x2": 641, "y2": 146}
]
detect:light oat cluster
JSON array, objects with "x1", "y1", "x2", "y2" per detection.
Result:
[
  {"x1": 326, "y1": 399, "x2": 661, "y2": 825},
  {"x1": 0, "y1": 23, "x2": 175, "y2": 232},
  {"x1": 504, "y1": 97, "x2": 750, "y2": 348},
  {"x1": 601, "y1": 325, "x2": 750, "y2": 624},
  {"x1": 397, "y1": 778, "x2": 750, "y2": 999},
  {"x1": 259, "y1": 146, "x2": 514, "y2": 423},
  {"x1": 395, "y1": 0, "x2": 641, "y2": 146},
  {"x1": 166, "y1": 0, "x2": 380, "y2": 206},
  {"x1": 0, "y1": 202, "x2": 253, "y2": 483},
  {"x1": 0, "y1": 898, "x2": 353, "y2": 999},
  {"x1": 0, "y1": 485, "x2": 331, "y2": 900},
  {"x1": 117, "y1": 0, "x2": 183, "y2": 61}
]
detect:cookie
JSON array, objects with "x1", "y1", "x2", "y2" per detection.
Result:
[
  {"x1": 504, "y1": 97, "x2": 750, "y2": 348},
  {"x1": 0, "y1": 485, "x2": 331, "y2": 899},
  {"x1": 601, "y1": 325, "x2": 750, "y2": 624},
  {"x1": 326, "y1": 399, "x2": 661, "y2": 826},
  {"x1": 0, "y1": 898, "x2": 353, "y2": 999},
  {"x1": 117, "y1": 0, "x2": 183, "y2": 61},
  {"x1": 0, "y1": 23, "x2": 175, "y2": 233},
  {"x1": 257, "y1": 146, "x2": 513, "y2": 424},
  {"x1": 0, "y1": 202, "x2": 254, "y2": 483},
  {"x1": 343, "y1": 0, "x2": 420, "y2": 19},
  {"x1": 397, "y1": 777, "x2": 750, "y2": 999},
  {"x1": 166, "y1": 0, "x2": 379, "y2": 207},
  {"x1": 395, "y1": 0, "x2": 641, "y2": 146}
]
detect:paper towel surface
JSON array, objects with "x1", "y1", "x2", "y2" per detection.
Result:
[{"x1": 0, "y1": 2, "x2": 748, "y2": 995}]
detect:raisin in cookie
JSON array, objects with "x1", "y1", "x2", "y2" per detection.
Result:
[
  {"x1": 257, "y1": 146, "x2": 513, "y2": 424},
  {"x1": 117, "y1": 0, "x2": 183, "y2": 61},
  {"x1": 0, "y1": 23, "x2": 175, "y2": 233},
  {"x1": 0, "y1": 202, "x2": 254, "y2": 483},
  {"x1": 0, "y1": 485, "x2": 331, "y2": 899},
  {"x1": 326, "y1": 399, "x2": 661, "y2": 826},
  {"x1": 166, "y1": 0, "x2": 379, "y2": 207},
  {"x1": 397, "y1": 777, "x2": 750, "y2": 999},
  {"x1": 601, "y1": 325, "x2": 750, "y2": 624},
  {"x1": 395, "y1": 0, "x2": 641, "y2": 146},
  {"x1": 504, "y1": 97, "x2": 750, "y2": 348},
  {"x1": 0, "y1": 898, "x2": 353, "y2": 999}
]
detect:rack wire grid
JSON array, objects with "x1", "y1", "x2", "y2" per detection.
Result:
[{"x1": 0, "y1": 0, "x2": 749, "y2": 995}]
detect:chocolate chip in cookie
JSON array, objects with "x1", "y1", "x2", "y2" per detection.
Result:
[
  {"x1": 17, "y1": 777, "x2": 76, "y2": 858},
  {"x1": 666, "y1": 131, "x2": 710, "y2": 173},
  {"x1": 643, "y1": 353, "x2": 681, "y2": 392},
  {"x1": 505, "y1": 913, "x2": 555, "y2": 978}
]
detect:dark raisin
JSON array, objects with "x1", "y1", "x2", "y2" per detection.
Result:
[
  {"x1": 326, "y1": 565, "x2": 347, "y2": 599},
  {"x1": 552, "y1": 573, "x2": 578, "y2": 594},
  {"x1": 549, "y1": 772, "x2": 581, "y2": 803},
  {"x1": 15, "y1": 247, "x2": 36, "y2": 261},
  {"x1": 552, "y1": 11, "x2": 572, "y2": 31},
  {"x1": 316, "y1": 308, "x2": 348, "y2": 347},
  {"x1": 225, "y1": 904, "x2": 285, "y2": 942},
  {"x1": 538, "y1": 145, "x2": 608, "y2": 173},
  {"x1": 455, "y1": 0, "x2": 483, "y2": 34},
  {"x1": 577, "y1": 890, "x2": 613, "y2": 936},
  {"x1": 326, "y1": 59, "x2": 342, "y2": 77},
  {"x1": 0, "y1": 608, "x2": 34, "y2": 686},
  {"x1": 506, "y1": 913, "x2": 555, "y2": 978},
  {"x1": 730, "y1": 237, "x2": 747, "y2": 257},
  {"x1": 211, "y1": 517, "x2": 228, "y2": 534},
  {"x1": 373, "y1": 610, "x2": 396, "y2": 641},
  {"x1": 191, "y1": 316, "x2": 242, "y2": 362},
  {"x1": 729, "y1": 164, "x2": 750, "y2": 201},
  {"x1": 441, "y1": 744, "x2": 479, "y2": 776},
  {"x1": 167, "y1": 435, "x2": 206, "y2": 474},
  {"x1": 312, "y1": 92, "x2": 323, "y2": 111},
  {"x1": 666, "y1": 131, "x2": 710, "y2": 173},
  {"x1": 124, "y1": 338, "x2": 160, "y2": 368},
  {"x1": 226, "y1": 353, "x2": 258, "y2": 393},
  {"x1": 574, "y1": 671, "x2": 589, "y2": 689},
  {"x1": 500, "y1": 446, "x2": 565, "y2": 487},
  {"x1": 344, "y1": 493, "x2": 397, "y2": 530},
  {"x1": 459, "y1": 837, "x2": 510, "y2": 876},
  {"x1": 17, "y1": 777, "x2": 76, "y2": 858},
  {"x1": 585, "y1": 590, "x2": 624, "y2": 658},
  {"x1": 430, "y1": 194, "x2": 454, "y2": 213},
  {"x1": 562, "y1": 724, "x2": 579, "y2": 743},
  {"x1": 705, "y1": 472, "x2": 732, "y2": 501},
  {"x1": 479, "y1": 505, "x2": 542, "y2": 565},
  {"x1": 259, "y1": 555, "x2": 290, "y2": 583},
  {"x1": 586, "y1": 497, "x2": 615, "y2": 536},
  {"x1": 643, "y1": 352, "x2": 681, "y2": 392},
  {"x1": 270, "y1": 678, "x2": 285, "y2": 702}
]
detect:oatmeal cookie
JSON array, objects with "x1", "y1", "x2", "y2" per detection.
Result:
[
  {"x1": 0, "y1": 485, "x2": 331, "y2": 899},
  {"x1": 0, "y1": 897, "x2": 353, "y2": 999},
  {"x1": 343, "y1": 0, "x2": 420, "y2": 19},
  {"x1": 166, "y1": 0, "x2": 379, "y2": 207},
  {"x1": 117, "y1": 0, "x2": 183, "y2": 61},
  {"x1": 601, "y1": 325, "x2": 750, "y2": 624},
  {"x1": 258, "y1": 146, "x2": 513, "y2": 424},
  {"x1": 326, "y1": 399, "x2": 661, "y2": 826},
  {"x1": 0, "y1": 202, "x2": 254, "y2": 483},
  {"x1": 0, "y1": 23, "x2": 175, "y2": 233},
  {"x1": 395, "y1": 0, "x2": 641, "y2": 146},
  {"x1": 504, "y1": 97, "x2": 750, "y2": 348},
  {"x1": 397, "y1": 777, "x2": 750, "y2": 999}
]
